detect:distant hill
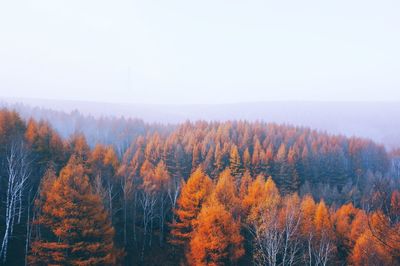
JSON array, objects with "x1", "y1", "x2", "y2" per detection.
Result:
[{"x1": 1, "y1": 97, "x2": 399, "y2": 149}]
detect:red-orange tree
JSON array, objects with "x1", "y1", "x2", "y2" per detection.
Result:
[
  {"x1": 29, "y1": 156, "x2": 119, "y2": 265},
  {"x1": 189, "y1": 198, "x2": 244, "y2": 266},
  {"x1": 169, "y1": 167, "x2": 213, "y2": 249}
]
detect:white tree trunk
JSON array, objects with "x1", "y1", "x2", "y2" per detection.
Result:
[{"x1": 0, "y1": 142, "x2": 30, "y2": 263}]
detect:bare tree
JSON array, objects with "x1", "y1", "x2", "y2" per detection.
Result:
[
  {"x1": 167, "y1": 175, "x2": 182, "y2": 224},
  {"x1": 250, "y1": 207, "x2": 283, "y2": 266},
  {"x1": 139, "y1": 189, "x2": 157, "y2": 262},
  {"x1": 391, "y1": 156, "x2": 400, "y2": 179},
  {"x1": 0, "y1": 142, "x2": 30, "y2": 263},
  {"x1": 94, "y1": 173, "x2": 119, "y2": 225},
  {"x1": 313, "y1": 230, "x2": 335, "y2": 266},
  {"x1": 120, "y1": 173, "x2": 134, "y2": 246},
  {"x1": 158, "y1": 189, "x2": 168, "y2": 246},
  {"x1": 281, "y1": 195, "x2": 302, "y2": 266},
  {"x1": 24, "y1": 188, "x2": 33, "y2": 266}
]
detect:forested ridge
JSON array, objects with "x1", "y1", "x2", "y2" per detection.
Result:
[{"x1": 0, "y1": 108, "x2": 399, "y2": 265}]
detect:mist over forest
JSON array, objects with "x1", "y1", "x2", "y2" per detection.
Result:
[
  {"x1": 0, "y1": 99, "x2": 399, "y2": 265},
  {"x1": 1, "y1": 0, "x2": 399, "y2": 264},
  {"x1": 1, "y1": 98, "x2": 399, "y2": 150}
]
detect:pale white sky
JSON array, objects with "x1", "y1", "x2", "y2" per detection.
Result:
[{"x1": 0, "y1": 0, "x2": 399, "y2": 104}]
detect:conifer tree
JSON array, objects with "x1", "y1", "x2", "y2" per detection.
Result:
[
  {"x1": 214, "y1": 143, "x2": 225, "y2": 176},
  {"x1": 243, "y1": 148, "x2": 252, "y2": 172},
  {"x1": 229, "y1": 145, "x2": 243, "y2": 181},
  {"x1": 239, "y1": 170, "x2": 252, "y2": 200},
  {"x1": 189, "y1": 198, "x2": 244, "y2": 266},
  {"x1": 312, "y1": 200, "x2": 336, "y2": 265},
  {"x1": 29, "y1": 156, "x2": 118, "y2": 265},
  {"x1": 169, "y1": 167, "x2": 213, "y2": 249},
  {"x1": 213, "y1": 169, "x2": 240, "y2": 217},
  {"x1": 251, "y1": 138, "x2": 264, "y2": 175}
]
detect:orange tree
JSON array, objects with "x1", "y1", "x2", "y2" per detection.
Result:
[{"x1": 29, "y1": 156, "x2": 119, "y2": 265}]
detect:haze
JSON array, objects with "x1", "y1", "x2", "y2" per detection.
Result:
[{"x1": 1, "y1": 0, "x2": 400, "y2": 104}]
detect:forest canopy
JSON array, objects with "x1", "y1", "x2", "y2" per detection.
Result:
[{"x1": 0, "y1": 108, "x2": 398, "y2": 265}]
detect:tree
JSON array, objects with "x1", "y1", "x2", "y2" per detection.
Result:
[
  {"x1": 229, "y1": 145, "x2": 243, "y2": 182},
  {"x1": 0, "y1": 108, "x2": 396, "y2": 265},
  {"x1": 192, "y1": 144, "x2": 202, "y2": 172},
  {"x1": 251, "y1": 138, "x2": 264, "y2": 175},
  {"x1": 138, "y1": 159, "x2": 158, "y2": 260},
  {"x1": 116, "y1": 152, "x2": 135, "y2": 247},
  {"x1": 313, "y1": 200, "x2": 336, "y2": 266},
  {"x1": 244, "y1": 176, "x2": 282, "y2": 266},
  {"x1": 153, "y1": 160, "x2": 171, "y2": 245},
  {"x1": 68, "y1": 133, "x2": 90, "y2": 162},
  {"x1": 333, "y1": 203, "x2": 365, "y2": 258},
  {"x1": 0, "y1": 142, "x2": 30, "y2": 263},
  {"x1": 239, "y1": 170, "x2": 252, "y2": 200},
  {"x1": 300, "y1": 195, "x2": 316, "y2": 266},
  {"x1": 0, "y1": 109, "x2": 25, "y2": 155},
  {"x1": 214, "y1": 143, "x2": 225, "y2": 175},
  {"x1": 213, "y1": 169, "x2": 240, "y2": 217},
  {"x1": 242, "y1": 175, "x2": 267, "y2": 221},
  {"x1": 367, "y1": 211, "x2": 400, "y2": 263},
  {"x1": 350, "y1": 231, "x2": 393, "y2": 266},
  {"x1": 89, "y1": 145, "x2": 119, "y2": 223},
  {"x1": 189, "y1": 198, "x2": 244, "y2": 266},
  {"x1": 279, "y1": 193, "x2": 302, "y2": 266},
  {"x1": 286, "y1": 146, "x2": 300, "y2": 193},
  {"x1": 25, "y1": 119, "x2": 66, "y2": 174},
  {"x1": 243, "y1": 148, "x2": 252, "y2": 172},
  {"x1": 390, "y1": 190, "x2": 400, "y2": 223},
  {"x1": 169, "y1": 167, "x2": 212, "y2": 250},
  {"x1": 29, "y1": 156, "x2": 118, "y2": 265}
]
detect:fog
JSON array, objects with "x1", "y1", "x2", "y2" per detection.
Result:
[
  {"x1": 1, "y1": 1, "x2": 399, "y2": 147},
  {"x1": 1, "y1": 0, "x2": 400, "y2": 104},
  {"x1": 1, "y1": 98, "x2": 399, "y2": 149}
]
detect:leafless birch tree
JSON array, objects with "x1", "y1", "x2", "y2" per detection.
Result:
[{"x1": 0, "y1": 142, "x2": 30, "y2": 263}]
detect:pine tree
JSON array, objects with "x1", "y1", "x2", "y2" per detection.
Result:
[{"x1": 29, "y1": 156, "x2": 119, "y2": 265}]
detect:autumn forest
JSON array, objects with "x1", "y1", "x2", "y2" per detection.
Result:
[{"x1": 0, "y1": 108, "x2": 399, "y2": 266}]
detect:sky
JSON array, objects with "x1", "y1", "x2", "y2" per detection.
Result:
[{"x1": 0, "y1": 0, "x2": 399, "y2": 104}]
